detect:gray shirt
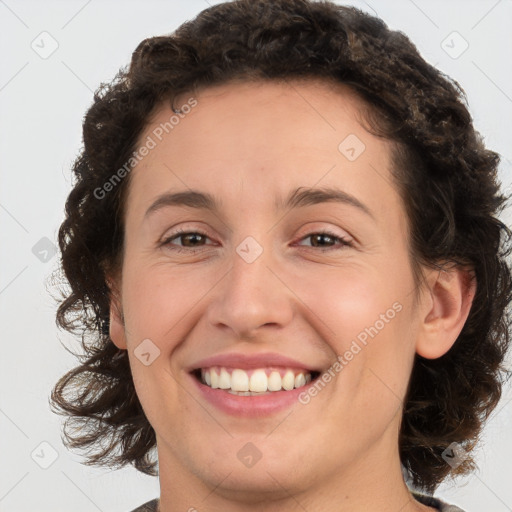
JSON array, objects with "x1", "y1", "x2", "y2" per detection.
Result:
[{"x1": 129, "y1": 493, "x2": 466, "y2": 511}]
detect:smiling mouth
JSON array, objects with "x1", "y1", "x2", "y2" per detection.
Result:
[{"x1": 191, "y1": 367, "x2": 321, "y2": 396}]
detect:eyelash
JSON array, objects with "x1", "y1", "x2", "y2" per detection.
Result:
[{"x1": 160, "y1": 227, "x2": 353, "y2": 254}]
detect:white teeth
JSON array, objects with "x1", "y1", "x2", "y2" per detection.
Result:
[
  {"x1": 231, "y1": 369, "x2": 249, "y2": 392},
  {"x1": 199, "y1": 367, "x2": 313, "y2": 393},
  {"x1": 219, "y1": 368, "x2": 231, "y2": 389},
  {"x1": 249, "y1": 369, "x2": 268, "y2": 392},
  {"x1": 210, "y1": 368, "x2": 219, "y2": 389},
  {"x1": 294, "y1": 373, "x2": 306, "y2": 388},
  {"x1": 267, "y1": 371, "x2": 282, "y2": 391},
  {"x1": 282, "y1": 370, "x2": 295, "y2": 391}
]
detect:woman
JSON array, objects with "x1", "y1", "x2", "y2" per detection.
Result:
[{"x1": 51, "y1": 1, "x2": 512, "y2": 511}]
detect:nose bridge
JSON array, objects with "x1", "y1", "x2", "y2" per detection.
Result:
[
  {"x1": 207, "y1": 232, "x2": 292, "y2": 338},
  {"x1": 232, "y1": 234, "x2": 271, "y2": 297}
]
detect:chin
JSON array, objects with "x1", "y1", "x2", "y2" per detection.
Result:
[{"x1": 200, "y1": 467, "x2": 308, "y2": 504}]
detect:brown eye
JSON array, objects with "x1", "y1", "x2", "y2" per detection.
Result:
[
  {"x1": 296, "y1": 231, "x2": 353, "y2": 251},
  {"x1": 160, "y1": 229, "x2": 353, "y2": 254},
  {"x1": 161, "y1": 229, "x2": 212, "y2": 253}
]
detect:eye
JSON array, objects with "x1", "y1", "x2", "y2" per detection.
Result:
[
  {"x1": 160, "y1": 228, "x2": 213, "y2": 253},
  {"x1": 160, "y1": 228, "x2": 353, "y2": 254},
  {"x1": 294, "y1": 230, "x2": 353, "y2": 251}
]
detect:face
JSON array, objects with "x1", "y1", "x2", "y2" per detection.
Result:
[{"x1": 110, "y1": 79, "x2": 426, "y2": 498}]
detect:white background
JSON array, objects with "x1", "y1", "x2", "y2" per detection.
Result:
[{"x1": 0, "y1": 1, "x2": 511, "y2": 511}]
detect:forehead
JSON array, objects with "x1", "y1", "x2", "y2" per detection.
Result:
[{"x1": 125, "y1": 79, "x2": 402, "y2": 224}]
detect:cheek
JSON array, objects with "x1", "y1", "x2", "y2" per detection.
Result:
[
  {"x1": 302, "y1": 265, "x2": 416, "y2": 394},
  {"x1": 121, "y1": 263, "x2": 189, "y2": 422},
  {"x1": 121, "y1": 262, "x2": 204, "y2": 344},
  {"x1": 294, "y1": 266, "x2": 401, "y2": 344}
]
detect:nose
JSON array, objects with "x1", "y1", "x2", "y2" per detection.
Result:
[{"x1": 206, "y1": 239, "x2": 294, "y2": 341}]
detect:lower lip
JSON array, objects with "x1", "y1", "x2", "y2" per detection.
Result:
[{"x1": 188, "y1": 372, "x2": 316, "y2": 417}]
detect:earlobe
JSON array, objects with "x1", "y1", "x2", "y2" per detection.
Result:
[
  {"x1": 106, "y1": 277, "x2": 127, "y2": 350},
  {"x1": 416, "y1": 265, "x2": 476, "y2": 359}
]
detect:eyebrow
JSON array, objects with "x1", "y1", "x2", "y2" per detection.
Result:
[{"x1": 144, "y1": 186, "x2": 374, "y2": 219}]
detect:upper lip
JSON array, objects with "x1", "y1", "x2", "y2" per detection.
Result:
[{"x1": 189, "y1": 352, "x2": 322, "y2": 373}]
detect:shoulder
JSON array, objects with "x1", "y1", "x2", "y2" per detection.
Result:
[
  {"x1": 128, "y1": 498, "x2": 159, "y2": 512},
  {"x1": 413, "y1": 492, "x2": 467, "y2": 512}
]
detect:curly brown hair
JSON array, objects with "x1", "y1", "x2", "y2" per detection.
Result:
[{"x1": 50, "y1": 0, "x2": 512, "y2": 494}]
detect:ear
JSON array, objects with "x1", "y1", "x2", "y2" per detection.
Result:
[
  {"x1": 106, "y1": 276, "x2": 127, "y2": 350},
  {"x1": 416, "y1": 265, "x2": 476, "y2": 359}
]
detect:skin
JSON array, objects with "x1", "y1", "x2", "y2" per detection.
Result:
[{"x1": 109, "y1": 79, "x2": 475, "y2": 512}]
